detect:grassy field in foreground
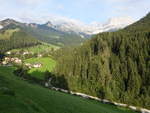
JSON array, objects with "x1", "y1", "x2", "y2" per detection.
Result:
[
  {"x1": 25, "y1": 57, "x2": 56, "y2": 80},
  {"x1": 0, "y1": 66, "x2": 137, "y2": 113}
]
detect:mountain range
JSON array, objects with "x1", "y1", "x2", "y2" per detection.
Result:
[
  {"x1": 0, "y1": 16, "x2": 134, "y2": 35},
  {"x1": 0, "y1": 16, "x2": 134, "y2": 49},
  {"x1": 0, "y1": 19, "x2": 85, "y2": 46},
  {"x1": 47, "y1": 16, "x2": 135, "y2": 35}
]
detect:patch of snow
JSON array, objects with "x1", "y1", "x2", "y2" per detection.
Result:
[
  {"x1": 80, "y1": 35, "x2": 85, "y2": 38},
  {"x1": 0, "y1": 25, "x2": 3, "y2": 29}
]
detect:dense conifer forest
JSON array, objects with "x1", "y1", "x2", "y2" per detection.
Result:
[
  {"x1": 0, "y1": 28, "x2": 40, "y2": 54},
  {"x1": 54, "y1": 13, "x2": 150, "y2": 109}
]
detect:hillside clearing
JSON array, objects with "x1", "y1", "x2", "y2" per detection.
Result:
[{"x1": 9, "y1": 43, "x2": 60, "y2": 55}]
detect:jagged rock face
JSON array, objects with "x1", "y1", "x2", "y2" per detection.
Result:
[
  {"x1": 45, "y1": 21, "x2": 53, "y2": 27},
  {"x1": 0, "y1": 19, "x2": 20, "y2": 27}
]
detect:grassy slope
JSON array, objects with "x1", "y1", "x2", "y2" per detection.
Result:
[
  {"x1": 0, "y1": 28, "x2": 20, "y2": 40},
  {"x1": 25, "y1": 43, "x2": 59, "y2": 53},
  {"x1": 0, "y1": 66, "x2": 137, "y2": 113},
  {"x1": 25, "y1": 57, "x2": 56, "y2": 80},
  {"x1": 10, "y1": 43, "x2": 60, "y2": 54}
]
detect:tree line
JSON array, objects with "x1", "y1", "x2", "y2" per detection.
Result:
[{"x1": 0, "y1": 30, "x2": 40, "y2": 54}]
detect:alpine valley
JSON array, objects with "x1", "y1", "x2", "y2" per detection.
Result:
[{"x1": 0, "y1": 7, "x2": 149, "y2": 113}]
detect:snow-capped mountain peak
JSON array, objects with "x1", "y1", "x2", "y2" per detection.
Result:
[
  {"x1": 0, "y1": 16, "x2": 135, "y2": 36},
  {"x1": 45, "y1": 21, "x2": 53, "y2": 27},
  {"x1": 0, "y1": 25, "x2": 3, "y2": 29},
  {"x1": 0, "y1": 18, "x2": 19, "y2": 26},
  {"x1": 44, "y1": 16, "x2": 135, "y2": 35}
]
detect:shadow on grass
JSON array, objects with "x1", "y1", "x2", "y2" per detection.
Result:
[
  {"x1": 31, "y1": 70, "x2": 69, "y2": 90},
  {"x1": 14, "y1": 68, "x2": 69, "y2": 90},
  {"x1": 29, "y1": 70, "x2": 45, "y2": 80},
  {"x1": 51, "y1": 74, "x2": 69, "y2": 90}
]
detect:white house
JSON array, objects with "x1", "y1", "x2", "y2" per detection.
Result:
[
  {"x1": 14, "y1": 59, "x2": 22, "y2": 64},
  {"x1": 33, "y1": 63, "x2": 42, "y2": 68},
  {"x1": 38, "y1": 54, "x2": 42, "y2": 57},
  {"x1": 6, "y1": 51, "x2": 11, "y2": 55},
  {"x1": 23, "y1": 51, "x2": 29, "y2": 55}
]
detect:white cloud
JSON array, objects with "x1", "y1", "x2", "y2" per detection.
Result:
[
  {"x1": 17, "y1": 0, "x2": 41, "y2": 4},
  {"x1": 0, "y1": 0, "x2": 148, "y2": 28},
  {"x1": 104, "y1": 16, "x2": 134, "y2": 27},
  {"x1": 106, "y1": 0, "x2": 138, "y2": 3},
  {"x1": 16, "y1": 0, "x2": 49, "y2": 5},
  {"x1": 14, "y1": 11, "x2": 83, "y2": 25}
]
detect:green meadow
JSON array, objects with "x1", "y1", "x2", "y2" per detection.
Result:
[{"x1": 25, "y1": 57, "x2": 56, "y2": 80}]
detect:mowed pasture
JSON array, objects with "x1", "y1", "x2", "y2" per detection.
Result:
[{"x1": 25, "y1": 57, "x2": 56, "y2": 80}]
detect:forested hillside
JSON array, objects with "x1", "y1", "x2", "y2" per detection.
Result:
[
  {"x1": 54, "y1": 13, "x2": 150, "y2": 109},
  {"x1": 0, "y1": 28, "x2": 40, "y2": 54},
  {"x1": 21, "y1": 25, "x2": 85, "y2": 46}
]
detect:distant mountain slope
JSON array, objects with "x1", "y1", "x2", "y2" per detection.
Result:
[
  {"x1": 124, "y1": 13, "x2": 150, "y2": 32},
  {"x1": 23, "y1": 23, "x2": 86, "y2": 46},
  {"x1": 0, "y1": 16, "x2": 134, "y2": 47},
  {"x1": 0, "y1": 19, "x2": 86, "y2": 46},
  {"x1": 54, "y1": 13, "x2": 150, "y2": 109},
  {"x1": 0, "y1": 27, "x2": 40, "y2": 54}
]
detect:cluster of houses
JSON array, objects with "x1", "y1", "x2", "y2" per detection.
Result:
[
  {"x1": 25, "y1": 63, "x2": 42, "y2": 69},
  {"x1": 1, "y1": 56, "x2": 42, "y2": 69},
  {"x1": 6, "y1": 51, "x2": 33, "y2": 55},
  {"x1": 1, "y1": 51, "x2": 43, "y2": 68},
  {"x1": 6, "y1": 51, "x2": 43, "y2": 58},
  {"x1": 1, "y1": 57, "x2": 22, "y2": 65}
]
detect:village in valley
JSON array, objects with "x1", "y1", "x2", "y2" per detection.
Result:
[{"x1": 1, "y1": 51, "x2": 42, "y2": 68}]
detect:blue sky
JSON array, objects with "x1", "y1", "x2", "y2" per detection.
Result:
[{"x1": 0, "y1": 0, "x2": 150, "y2": 24}]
